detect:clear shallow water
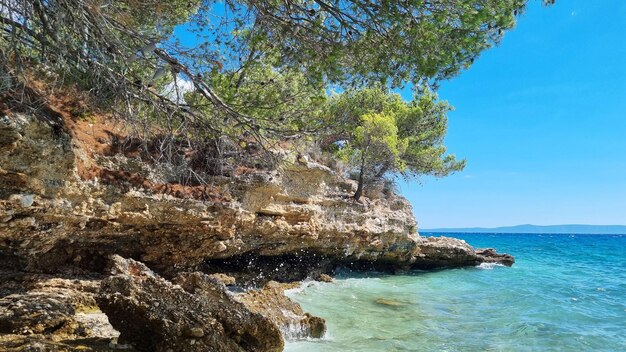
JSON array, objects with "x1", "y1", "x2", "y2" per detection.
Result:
[{"x1": 285, "y1": 233, "x2": 626, "y2": 352}]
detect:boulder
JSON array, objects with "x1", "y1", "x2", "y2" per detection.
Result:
[
  {"x1": 206, "y1": 273, "x2": 237, "y2": 286},
  {"x1": 476, "y1": 248, "x2": 515, "y2": 266},
  {"x1": 411, "y1": 236, "x2": 513, "y2": 268},
  {"x1": 315, "y1": 273, "x2": 333, "y2": 283},
  {"x1": 97, "y1": 255, "x2": 283, "y2": 352},
  {"x1": 237, "y1": 281, "x2": 326, "y2": 339},
  {"x1": 412, "y1": 236, "x2": 482, "y2": 268}
]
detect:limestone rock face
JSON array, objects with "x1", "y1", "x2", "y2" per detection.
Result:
[
  {"x1": 0, "y1": 114, "x2": 75, "y2": 198},
  {"x1": 97, "y1": 255, "x2": 284, "y2": 352},
  {"x1": 0, "y1": 111, "x2": 513, "y2": 277}
]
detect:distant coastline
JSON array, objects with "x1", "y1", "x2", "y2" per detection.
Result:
[{"x1": 422, "y1": 224, "x2": 626, "y2": 235}]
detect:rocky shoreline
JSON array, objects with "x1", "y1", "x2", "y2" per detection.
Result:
[{"x1": 0, "y1": 111, "x2": 513, "y2": 351}]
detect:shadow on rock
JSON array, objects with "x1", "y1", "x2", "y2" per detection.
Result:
[{"x1": 97, "y1": 255, "x2": 284, "y2": 352}]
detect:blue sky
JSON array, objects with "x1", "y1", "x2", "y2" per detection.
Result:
[{"x1": 398, "y1": 0, "x2": 626, "y2": 229}]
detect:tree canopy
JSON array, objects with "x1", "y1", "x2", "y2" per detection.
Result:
[
  {"x1": 0, "y1": 0, "x2": 549, "y2": 185},
  {"x1": 326, "y1": 87, "x2": 465, "y2": 200},
  {"x1": 1, "y1": 0, "x2": 531, "y2": 123}
]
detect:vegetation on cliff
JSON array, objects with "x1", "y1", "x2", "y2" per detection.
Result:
[
  {"x1": 323, "y1": 87, "x2": 465, "y2": 200},
  {"x1": 0, "y1": 0, "x2": 550, "y2": 194}
]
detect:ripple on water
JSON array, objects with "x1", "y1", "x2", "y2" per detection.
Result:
[{"x1": 284, "y1": 234, "x2": 626, "y2": 352}]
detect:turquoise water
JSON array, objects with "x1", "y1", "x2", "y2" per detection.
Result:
[{"x1": 285, "y1": 233, "x2": 626, "y2": 351}]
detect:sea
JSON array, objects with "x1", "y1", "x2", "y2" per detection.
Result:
[{"x1": 284, "y1": 233, "x2": 626, "y2": 352}]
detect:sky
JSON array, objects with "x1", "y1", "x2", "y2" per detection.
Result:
[{"x1": 398, "y1": 0, "x2": 626, "y2": 229}]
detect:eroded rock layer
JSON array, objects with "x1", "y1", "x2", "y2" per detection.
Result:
[{"x1": 0, "y1": 112, "x2": 511, "y2": 279}]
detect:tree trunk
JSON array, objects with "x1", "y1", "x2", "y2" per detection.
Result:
[
  {"x1": 354, "y1": 166, "x2": 364, "y2": 201},
  {"x1": 353, "y1": 147, "x2": 368, "y2": 201}
]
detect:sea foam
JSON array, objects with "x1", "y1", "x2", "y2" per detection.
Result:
[{"x1": 476, "y1": 262, "x2": 505, "y2": 270}]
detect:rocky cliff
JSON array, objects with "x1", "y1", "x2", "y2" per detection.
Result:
[
  {"x1": 0, "y1": 108, "x2": 513, "y2": 351},
  {"x1": 0, "y1": 112, "x2": 511, "y2": 275}
]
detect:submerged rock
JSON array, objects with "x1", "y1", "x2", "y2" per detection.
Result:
[
  {"x1": 97, "y1": 255, "x2": 283, "y2": 352},
  {"x1": 374, "y1": 298, "x2": 409, "y2": 307},
  {"x1": 237, "y1": 281, "x2": 326, "y2": 339}
]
